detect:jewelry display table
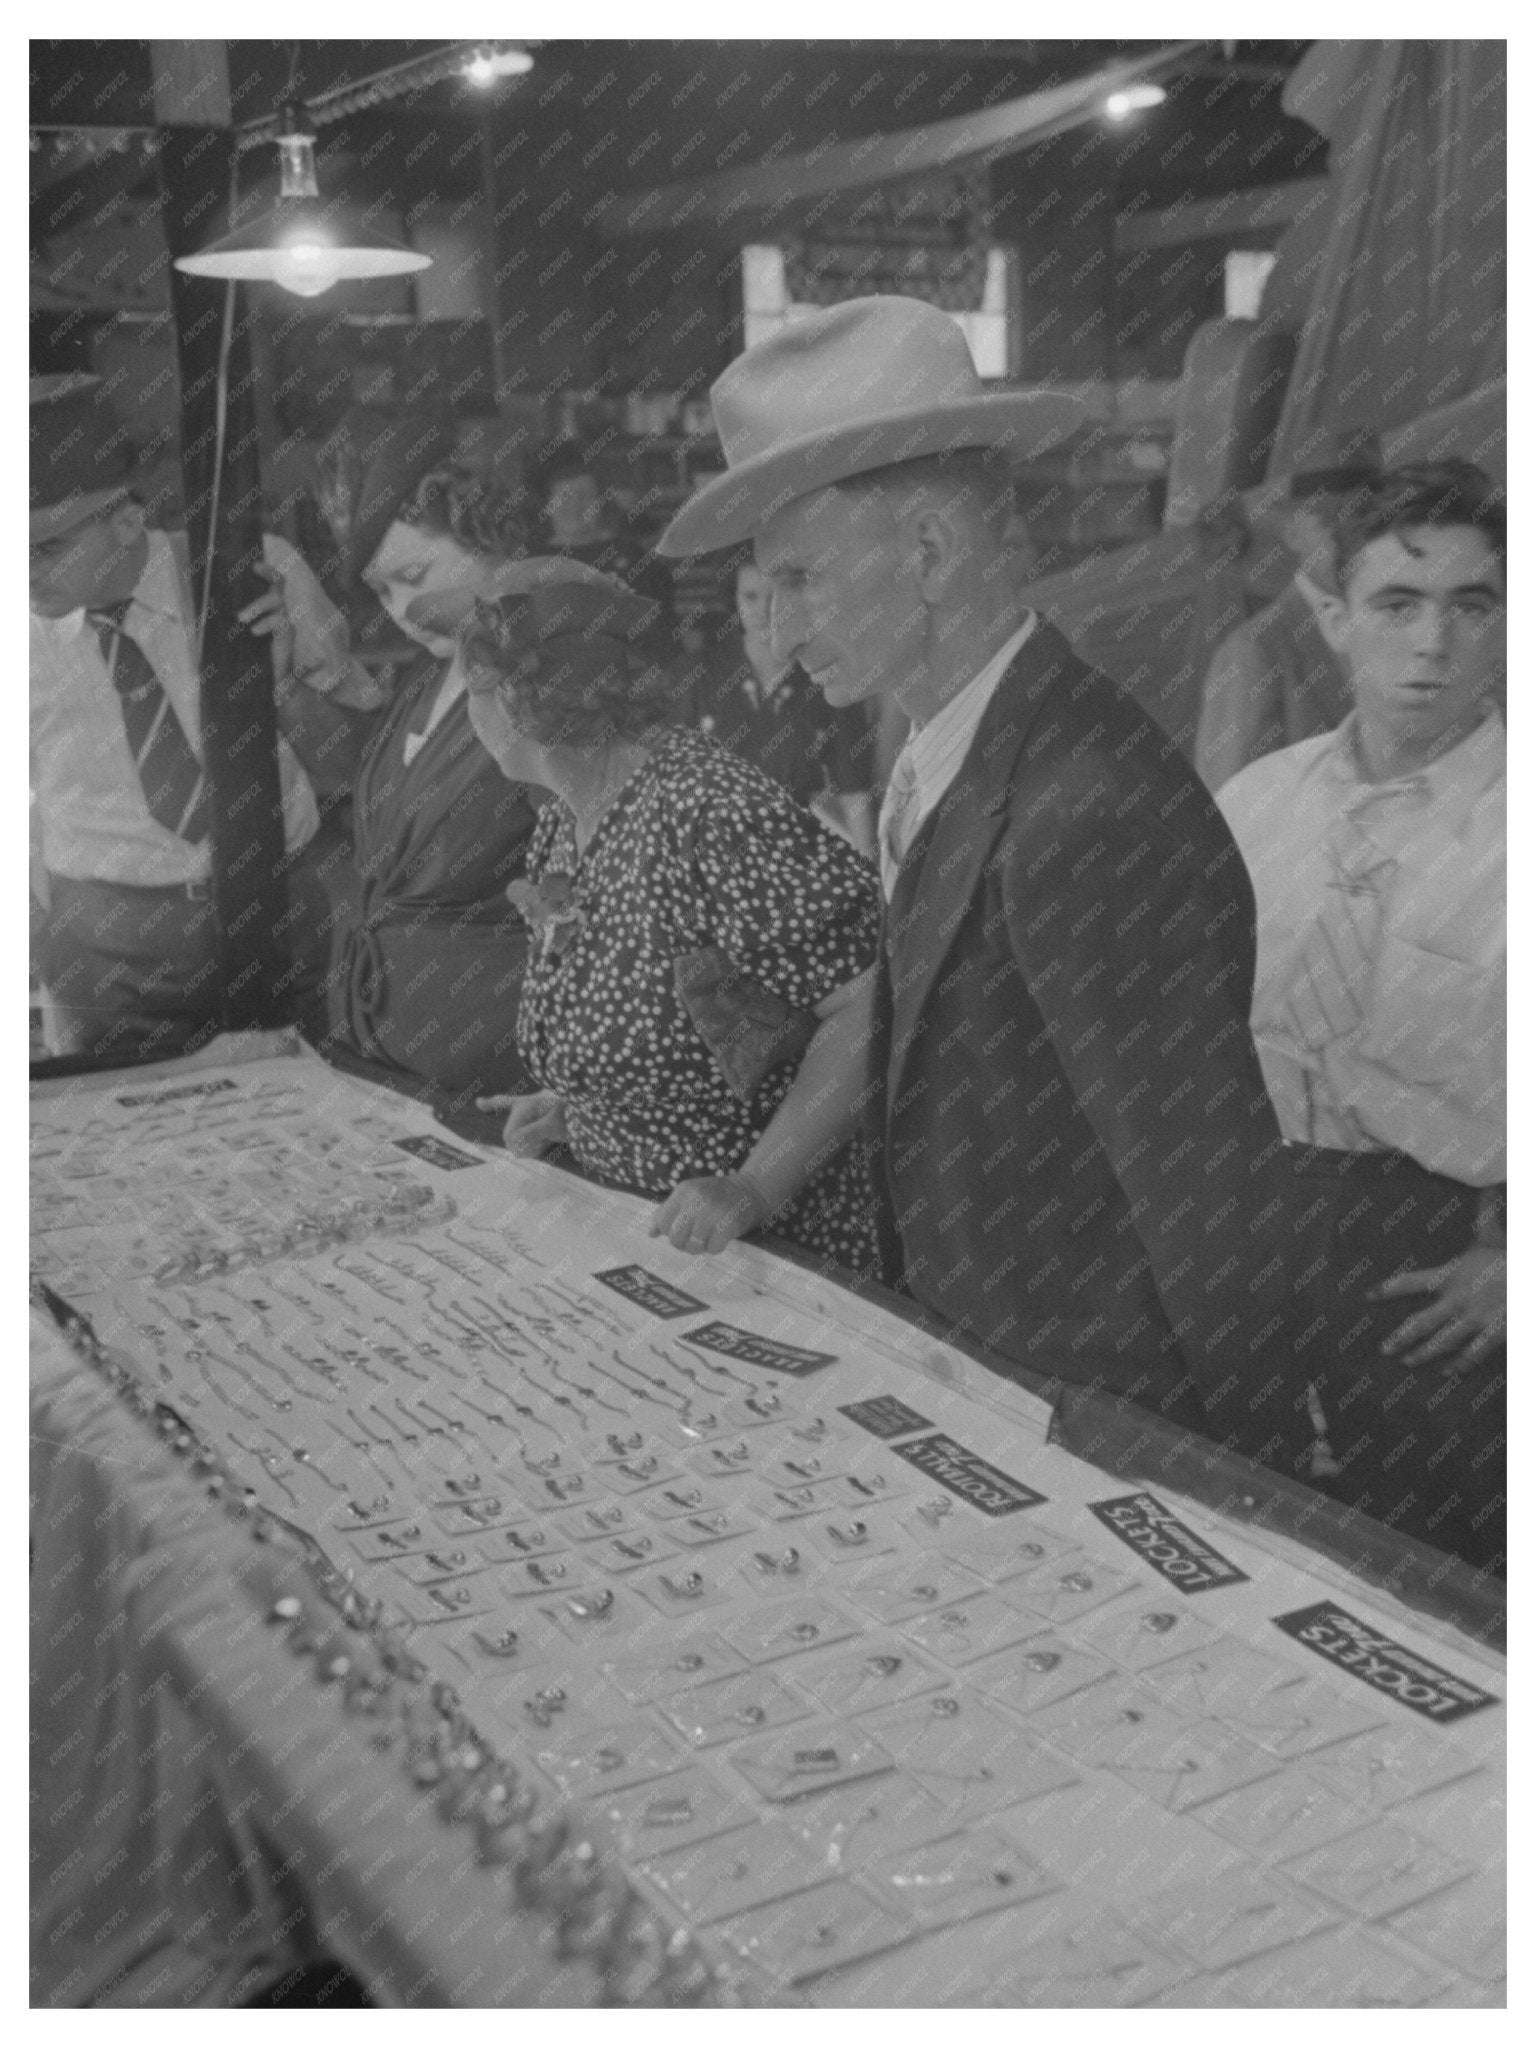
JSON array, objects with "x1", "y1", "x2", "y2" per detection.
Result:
[{"x1": 31, "y1": 1041, "x2": 1505, "y2": 2007}]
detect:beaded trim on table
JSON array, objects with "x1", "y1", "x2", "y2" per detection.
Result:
[{"x1": 32, "y1": 1280, "x2": 760, "y2": 2010}]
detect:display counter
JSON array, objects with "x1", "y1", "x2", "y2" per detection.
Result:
[{"x1": 31, "y1": 1040, "x2": 1506, "y2": 2007}]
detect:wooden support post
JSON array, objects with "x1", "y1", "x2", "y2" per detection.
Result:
[{"x1": 151, "y1": 41, "x2": 291, "y2": 1032}]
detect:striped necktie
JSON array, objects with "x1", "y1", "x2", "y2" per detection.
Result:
[
  {"x1": 88, "y1": 600, "x2": 210, "y2": 843},
  {"x1": 1281, "y1": 806, "x2": 1399, "y2": 1052},
  {"x1": 878, "y1": 748, "x2": 921, "y2": 901}
]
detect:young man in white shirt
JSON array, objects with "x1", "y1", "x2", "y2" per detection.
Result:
[
  {"x1": 30, "y1": 383, "x2": 330, "y2": 1060},
  {"x1": 1218, "y1": 460, "x2": 1505, "y2": 1570}
]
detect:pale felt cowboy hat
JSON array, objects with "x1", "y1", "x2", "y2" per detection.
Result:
[{"x1": 657, "y1": 295, "x2": 1089, "y2": 557}]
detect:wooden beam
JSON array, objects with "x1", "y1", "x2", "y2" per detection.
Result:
[
  {"x1": 1114, "y1": 177, "x2": 1328, "y2": 252},
  {"x1": 152, "y1": 40, "x2": 291, "y2": 1033}
]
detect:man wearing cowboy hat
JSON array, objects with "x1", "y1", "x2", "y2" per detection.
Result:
[
  {"x1": 660, "y1": 296, "x2": 1309, "y2": 1466},
  {"x1": 29, "y1": 381, "x2": 338, "y2": 1061}
]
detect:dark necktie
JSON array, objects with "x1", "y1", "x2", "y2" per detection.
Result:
[{"x1": 88, "y1": 600, "x2": 210, "y2": 843}]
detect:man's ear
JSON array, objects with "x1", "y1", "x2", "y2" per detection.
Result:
[
  {"x1": 909, "y1": 505, "x2": 966, "y2": 602},
  {"x1": 1315, "y1": 590, "x2": 1351, "y2": 658},
  {"x1": 106, "y1": 499, "x2": 147, "y2": 545}
]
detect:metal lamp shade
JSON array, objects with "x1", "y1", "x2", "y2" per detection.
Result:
[{"x1": 174, "y1": 199, "x2": 430, "y2": 295}]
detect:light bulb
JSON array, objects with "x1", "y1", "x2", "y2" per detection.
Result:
[
  {"x1": 466, "y1": 46, "x2": 533, "y2": 87},
  {"x1": 1104, "y1": 82, "x2": 1167, "y2": 121},
  {"x1": 272, "y1": 237, "x2": 345, "y2": 298}
]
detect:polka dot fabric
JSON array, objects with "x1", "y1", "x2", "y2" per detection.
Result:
[{"x1": 516, "y1": 726, "x2": 882, "y2": 1274}]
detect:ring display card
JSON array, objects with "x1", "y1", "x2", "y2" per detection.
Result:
[{"x1": 31, "y1": 1049, "x2": 1504, "y2": 2007}]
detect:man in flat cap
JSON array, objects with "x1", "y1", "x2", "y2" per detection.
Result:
[
  {"x1": 29, "y1": 383, "x2": 337, "y2": 1060},
  {"x1": 660, "y1": 296, "x2": 1309, "y2": 1467}
]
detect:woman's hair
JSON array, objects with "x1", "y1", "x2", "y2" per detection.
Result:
[
  {"x1": 396, "y1": 462, "x2": 529, "y2": 560},
  {"x1": 462, "y1": 581, "x2": 682, "y2": 751}
]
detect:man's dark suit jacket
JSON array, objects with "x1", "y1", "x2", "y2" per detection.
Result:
[{"x1": 869, "y1": 619, "x2": 1309, "y2": 1467}]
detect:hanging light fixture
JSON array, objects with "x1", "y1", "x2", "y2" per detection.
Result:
[
  {"x1": 465, "y1": 44, "x2": 535, "y2": 88},
  {"x1": 1103, "y1": 81, "x2": 1167, "y2": 121},
  {"x1": 174, "y1": 105, "x2": 431, "y2": 299}
]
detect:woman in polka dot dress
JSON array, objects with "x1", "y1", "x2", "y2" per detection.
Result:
[{"x1": 419, "y1": 561, "x2": 884, "y2": 1279}]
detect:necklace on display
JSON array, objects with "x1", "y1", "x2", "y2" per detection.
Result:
[{"x1": 266, "y1": 1427, "x2": 348, "y2": 1495}]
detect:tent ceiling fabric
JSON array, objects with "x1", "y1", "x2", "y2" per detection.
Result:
[{"x1": 594, "y1": 42, "x2": 1204, "y2": 239}]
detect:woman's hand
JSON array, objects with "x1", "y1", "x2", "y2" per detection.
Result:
[
  {"x1": 476, "y1": 1090, "x2": 569, "y2": 1158},
  {"x1": 648, "y1": 1173, "x2": 770, "y2": 1255},
  {"x1": 239, "y1": 566, "x2": 297, "y2": 681},
  {"x1": 1372, "y1": 1246, "x2": 1506, "y2": 1372}
]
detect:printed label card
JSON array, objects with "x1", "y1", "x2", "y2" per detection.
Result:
[
  {"x1": 889, "y1": 1432, "x2": 1047, "y2": 1514},
  {"x1": 730, "y1": 1720, "x2": 897, "y2": 1803},
  {"x1": 657, "y1": 1669, "x2": 813, "y2": 1749},
  {"x1": 591, "y1": 1764, "x2": 758, "y2": 1858},
  {"x1": 1087, "y1": 1493, "x2": 1250, "y2": 1594},
  {"x1": 711, "y1": 1881, "x2": 914, "y2": 1983},
  {"x1": 720, "y1": 1596, "x2": 859, "y2": 1665},
  {"x1": 676, "y1": 1318, "x2": 838, "y2": 1377},
  {"x1": 896, "y1": 1590, "x2": 1043, "y2": 1666},
  {"x1": 863, "y1": 1828, "x2": 1057, "y2": 1930},
  {"x1": 593, "y1": 1264, "x2": 708, "y2": 1318},
  {"x1": 1282, "y1": 1823, "x2": 1475, "y2": 1921},
  {"x1": 968, "y1": 1634, "x2": 1116, "y2": 1716},
  {"x1": 794, "y1": 1641, "x2": 949, "y2": 1718},
  {"x1": 531, "y1": 1714, "x2": 685, "y2": 1796},
  {"x1": 838, "y1": 1394, "x2": 934, "y2": 1440},
  {"x1": 1273, "y1": 1603, "x2": 1499, "y2": 1725}
]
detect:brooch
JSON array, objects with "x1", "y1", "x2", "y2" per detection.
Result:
[{"x1": 506, "y1": 873, "x2": 586, "y2": 963}]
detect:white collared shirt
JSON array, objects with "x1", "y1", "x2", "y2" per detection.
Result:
[
  {"x1": 877, "y1": 613, "x2": 1037, "y2": 898},
  {"x1": 30, "y1": 529, "x2": 318, "y2": 884},
  {"x1": 1218, "y1": 706, "x2": 1505, "y2": 1185}
]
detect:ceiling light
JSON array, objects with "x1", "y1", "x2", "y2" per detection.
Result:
[
  {"x1": 173, "y1": 106, "x2": 431, "y2": 299},
  {"x1": 1104, "y1": 82, "x2": 1167, "y2": 120},
  {"x1": 465, "y1": 45, "x2": 534, "y2": 88}
]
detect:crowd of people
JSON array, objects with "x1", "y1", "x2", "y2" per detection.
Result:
[{"x1": 29, "y1": 291, "x2": 1505, "y2": 1576}]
